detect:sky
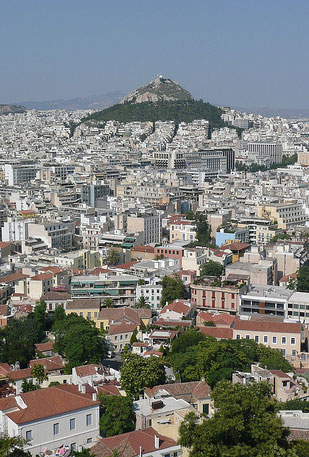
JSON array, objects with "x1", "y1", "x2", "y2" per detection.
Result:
[{"x1": 1, "y1": 0, "x2": 309, "y2": 109}]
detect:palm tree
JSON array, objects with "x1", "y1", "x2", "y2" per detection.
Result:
[{"x1": 135, "y1": 296, "x2": 150, "y2": 309}]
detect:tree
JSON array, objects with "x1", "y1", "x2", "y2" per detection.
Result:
[
  {"x1": 0, "y1": 317, "x2": 39, "y2": 368},
  {"x1": 281, "y1": 398, "x2": 309, "y2": 413},
  {"x1": 105, "y1": 249, "x2": 120, "y2": 266},
  {"x1": 99, "y1": 394, "x2": 135, "y2": 437},
  {"x1": 130, "y1": 332, "x2": 138, "y2": 345},
  {"x1": 33, "y1": 301, "x2": 47, "y2": 341},
  {"x1": 292, "y1": 440, "x2": 309, "y2": 456},
  {"x1": 160, "y1": 275, "x2": 186, "y2": 306},
  {"x1": 30, "y1": 364, "x2": 46, "y2": 384},
  {"x1": 71, "y1": 450, "x2": 95, "y2": 457},
  {"x1": 296, "y1": 266, "x2": 309, "y2": 292},
  {"x1": 54, "y1": 305, "x2": 66, "y2": 322},
  {"x1": 179, "y1": 381, "x2": 294, "y2": 457},
  {"x1": 48, "y1": 381, "x2": 60, "y2": 387},
  {"x1": 0, "y1": 435, "x2": 31, "y2": 457},
  {"x1": 195, "y1": 213, "x2": 211, "y2": 246},
  {"x1": 103, "y1": 298, "x2": 113, "y2": 308},
  {"x1": 21, "y1": 379, "x2": 40, "y2": 393},
  {"x1": 135, "y1": 296, "x2": 150, "y2": 309},
  {"x1": 121, "y1": 353, "x2": 166, "y2": 399},
  {"x1": 200, "y1": 261, "x2": 224, "y2": 277},
  {"x1": 53, "y1": 313, "x2": 108, "y2": 372}
]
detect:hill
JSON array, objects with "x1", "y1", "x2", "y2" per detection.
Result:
[
  {"x1": 121, "y1": 75, "x2": 192, "y2": 104},
  {"x1": 83, "y1": 99, "x2": 226, "y2": 129},
  {"x1": 0, "y1": 105, "x2": 26, "y2": 115},
  {"x1": 17, "y1": 92, "x2": 124, "y2": 111}
]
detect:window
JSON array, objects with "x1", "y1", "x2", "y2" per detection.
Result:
[
  {"x1": 86, "y1": 414, "x2": 92, "y2": 426},
  {"x1": 282, "y1": 337, "x2": 286, "y2": 344},
  {"x1": 281, "y1": 349, "x2": 286, "y2": 356},
  {"x1": 272, "y1": 336, "x2": 277, "y2": 344},
  {"x1": 263, "y1": 336, "x2": 268, "y2": 343},
  {"x1": 25, "y1": 431, "x2": 32, "y2": 440},
  {"x1": 70, "y1": 418, "x2": 76, "y2": 430},
  {"x1": 245, "y1": 335, "x2": 250, "y2": 340},
  {"x1": 236, "y1": 334, "x2": 241, "y2": 339},
  {"x1": 291, "y1": 337, "x2": 296, "y2": 345},
  {"x1": 203, "y1": 403, "x2": 209, "y2": 415},
  {"x1": 148, "y1": 419, "x2": 152, "y2": 426},
  {"x1": 87, "y1": 438, "x2": 93, "y2": 444},
  {"x1": 53, "y1": 423, "x2": 59, "y2": 435},
  {"x1": 292, "y1": 350, "x2": 297, "y2": 358},
  {"x1": 254, "y1": 336, "x2": 259, "y2": 343},
  {"x1": 71, "y1": 443, "x2": 76, "y2": 451}
]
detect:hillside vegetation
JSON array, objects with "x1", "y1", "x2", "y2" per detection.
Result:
[{"x1": 83, "y1": 99, "x2": 226, "y2": 129}]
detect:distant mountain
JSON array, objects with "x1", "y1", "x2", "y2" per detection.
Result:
[
  {"x1": 17, "y1": 92, "x2": 125, "y2": 111},
  {"x1": 82, "y1": 76, "x2": 226, "y2": 129},
  {"x1": 234, "y1": 106, "x2": 309, "y2": 119},
  {"x1": 121, "y1": 75, "x2": 193, "y2": 104},
  {"x1": 0, "y1": 104, "x2": 26, "y2": 115}
]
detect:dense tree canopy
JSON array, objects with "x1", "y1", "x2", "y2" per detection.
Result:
[
  {"x1": 33, "y1": 301, "x2": 47, "y2": 341},
  {"x1": 160, "y1": 275, "x2": 186, "y2": 306},
  {"x1": 105, "y1": 249, "x2": 120, "y2": 266},
  {"x1": 53, "y1": 313, "x2": 107, "y2": 372},
  {"x1": 296, "y1": 266, "x2": 309, "y2": 292},
  {"x1": 0, "y1": 317, "x2": 39, "y2": 367},
  {"x1": 83, "y1": 100, "x2": 226, "y2": 130},
  {"x1": 121, "y1": 353, "x2": 166, "y2": 399},
  {"x1": 200, "y1": 260, "x2": 224, "y2": 277},
  {"x1": 99, "y1": 394, "x2": 135, "y2": 437},
  {"x1": 169, "y1": 333, "x2": 293, "y2": 388},
  {"x1": 179, "y1": 381, "x2": 294, "y2": 457},
  {"x1": 0, "y1": 435, "x2": 31, "y2": 457}
]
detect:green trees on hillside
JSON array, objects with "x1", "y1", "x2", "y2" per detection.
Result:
[
  {"x1": 200, "y1": 261, "x2": 224, "y2": 277},
  {"x1": 83, "y1": 100, "x2": 226, "y2": 130}
]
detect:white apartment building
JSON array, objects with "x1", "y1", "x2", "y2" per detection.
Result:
[
  {"x1": 136, "y1": 283, "x2": 163, "y2": 311},
  {"x1": 247, "y1": 142, "x2": 282, "y2": 165},
  {"x1": 27, "y1": 221, "x2": 73, "y2": 249},
  {"x1": 0, "y1": 385, "x2": 100, "y2": 456},
  {"x1": 2, "y1": 218, "x2": 29, "y2": 242},
  {"x1": 127, "y1": 213, "x2": 162, "y2": 245},
  {"x1": 4, "y1": 162, "x2": 38, "y2": 186}
]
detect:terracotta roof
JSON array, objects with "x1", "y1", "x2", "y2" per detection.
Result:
[
  {"x1": 161, "y1": 300, "x2": 191, "y2": 316},
  {"x1": 67, "y1": 298, "x2": 101, "y2": 309},
  {"x1": 91, "y1": 267, "x2": 111, "y2": 275},
  {"x1": 144, "y1": 350, "x2": 163, "y2": 357},
  {"x1": 220, "y1": 242, "x2": 251, "y2": 251},
  {"x1": 269, "y1": 370, "x2": 291, "y2": 379},
  {"x1": 98, "y1": 307, "x2": 151, "y2": 323},
  {"x1": 155, "y1": 319, "x2": 192, "y2": 327},
  {"x1": 91, "y1": 427, "x2": 177, "y2": 457},
  {"x1": 145, "y1": 380, "x2": 211, "y2": 402},
  {"x1": 38, "y1": 266, "x2": 65, "y2": 274},
  {"x1": 115, "y1": 261, "x2": 138, "y2": 269},
  {"x1": 0, "y1": 241, "x2": 13, "y2": 249},
  {"x1": 198, "y1": 311, "x2": 235, "y2": 327},
  {"x1": 280, "y1": 272, "x2": 298, "y2": 283},
  {"x1": 74, "y1": 364, "x2": 99, "y2": 378},
  {"x1": 0, "y1": 363, "x2": 11, "y2": 375},
  {"x1": 35, "y1": 341, "x2": 54, "y2": 352},
  {"x1": 109, "y1": 323, "x2": 137, "y2": 335},
  {"x1": 7, "y1": 368, "x2": 32, "y2": 381},
  {"x1": 97, "y1": 385, "x2": 121, "y2": 397},
  {"x1": 0, "y1": 305, "x2": 9, "y2": 316},
  {"x1": 0, "y1": 271, "x2": 29, "y2": 284},
  {"x1": 131, "y1": 245, "x2": 155, "y2": 253},
  {"x1": 5, "y1": 384, "x2": 99, "y2": 424},
  {"x1": 233, "y1": 319, "x2": 301, "y2": 334},
  {"x1": 30, "y1": 273, "x2": 53, "y2": 281},
  {"x1": 41, "y1": 291, "x2": 71, "y2": 301},
  {"x1": 199, "y1": 326, "x2": 233, "y2": 339},
  {"x1": 29, "y1": 355, "x2": 64, "y2": 372}
]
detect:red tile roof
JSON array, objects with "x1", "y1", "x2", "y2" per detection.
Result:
[
  {"x1": 233, "y1": 319, "x2": 301, "y2": 334},
  {"x1": 132, "y1": 245, "x2": 155, "y2": 253},
  {"x1": 74, "y1": 364, "x2": 99, "y2": 378},
  {"x1": 5, "y1": 384, "x2": 99, "y2": 424},
  {"x1": 220, "y1": 242, "x2": 251, "y2": 251},
  {"x1": 109, "y1": 323, "x2": 137, "y2": 335},
  {"x1": 35, "y1": 341, "x2": 54, "y2": 352},
  {"x1": 97, "y1": 385, "x2": 121, "y2": 397},
  {"x1": 30, "y1": 273, "x2": 53, "y2": 281},
  {"x1": 145, "y1": 380, "x2": 211, "y2": 401},
  {"x1": 161, "y1": 300, "x2": 191, "y2": 316},
  {"x1": 199, "y1": 326, "x2": 233, "y2": 339},
  {"x1": 7, "y1": 368, "x2": 32, "y2": 381},
  {"x1": 91, "y1": 428, "x2": 177, "y2": 457},
  {"x1": 29, "y1": 355, "x2": 64, "y2": 372},
  {"x1": 0, "y1": 271, "x2": 29, "y2": 284}
]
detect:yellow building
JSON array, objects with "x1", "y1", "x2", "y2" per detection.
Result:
[{"x1": 65, "y1": 298, "x2": 101, "y2": 325}]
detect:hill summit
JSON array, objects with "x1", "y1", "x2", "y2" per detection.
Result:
[{"x1": 121, "y1": 75, "x2": 193, "y2": 104}]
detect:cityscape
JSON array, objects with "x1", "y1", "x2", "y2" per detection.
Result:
[{"x1": 1, "y1": 1, "x2": 309, "y2": 457}]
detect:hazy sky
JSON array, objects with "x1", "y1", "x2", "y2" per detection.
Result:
[{"x1": 1, "y1": 0, "x2": 309, "y2": 109}]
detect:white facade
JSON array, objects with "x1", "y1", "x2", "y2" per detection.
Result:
[
  {"x1": 136, "y1": 284, "x2": 163, "y2": 310},
  {"x1": 2, "y1": 219, "x2": 28, "y2": 242}
]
